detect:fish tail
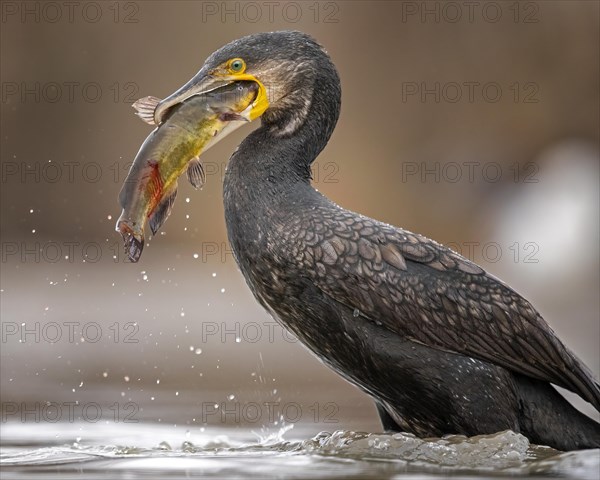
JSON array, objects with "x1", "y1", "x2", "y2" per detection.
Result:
[{"x1": 116, "y1": 219, "x2": 144, "y2": 263}]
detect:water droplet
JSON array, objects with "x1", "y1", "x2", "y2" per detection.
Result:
[
  {"x1": 227, "y1": 394, "x2": 235, "y2": 400},
  {"x1": 195, "y1": 348, "x2": 202, "y2": 355},
  {"x1": 353, "y1": 308, "x2": 360, "y2": 317},
  {"x1": 193, "y1": 253, "x2": 199, "y2": 259},
  {"x1": 102, "y1": 372, "x2": 108, "y2": 378},
  {"x1": 185, "y1": 197, "x2": 190, "y2": 203}
]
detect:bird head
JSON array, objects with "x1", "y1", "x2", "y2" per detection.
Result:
[{"x1": 154, "y1": 31, "x2": 336, "y2": 137}]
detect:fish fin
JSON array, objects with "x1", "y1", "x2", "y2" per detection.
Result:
[
  {"x1": 132, "y1": 96, "x2": 161, "y2": 125},
  {"x1": 116, "y1": 220, "x2": 144, "y2": 263},
  {"x1": 209, "y1": 106, "x2": 249, "y2": 123},
  {"x1": 186, "y1": 157, "x2": 206, "y2": 189},
  {"x1": 148, "y1": 184, "x2": 177, "y2": 235},
  {"x1": 219, "y1": 112, "x2": 248, "y2": 122}
]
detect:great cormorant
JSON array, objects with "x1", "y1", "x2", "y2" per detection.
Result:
[{"x1": 154, "y1": 31, "x2": 600, "y2": 451}]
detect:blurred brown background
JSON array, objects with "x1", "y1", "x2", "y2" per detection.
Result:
[{"x1": 1, "y1": 1, "x2": 598, "y2": 433}]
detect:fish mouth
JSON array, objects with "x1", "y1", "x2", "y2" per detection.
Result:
[
  {"x1": 154, "y1": 72, "x2": 269, "y2": 127},
  {"x1": 116, "y1": 220, "x2": 144, "y2": 263}
]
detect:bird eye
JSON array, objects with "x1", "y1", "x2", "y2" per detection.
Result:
[{"x1": 229, "y1": 58, "x2": 245, "y2": 73}]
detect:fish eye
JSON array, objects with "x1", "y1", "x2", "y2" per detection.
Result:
[{"x1": 229, "y1": 58, "x2": 245, "y2": 73}]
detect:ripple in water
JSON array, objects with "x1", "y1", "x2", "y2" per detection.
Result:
[{"x1": 1, "y1": 423, "x2": 599, "y2": 479}]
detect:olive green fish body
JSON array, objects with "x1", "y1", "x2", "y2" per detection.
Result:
[
  {"x1": 117, "y1": 81, "x2": 258, "y2": 262},
  {"x1": 149, "y1": 100, "x2": 222, "y2": 196}
]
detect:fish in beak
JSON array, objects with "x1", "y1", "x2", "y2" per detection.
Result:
[
  {"x1": 154, "y1": 65, "x2": 269, "y2": 125},
  {"x1": 116, "y1": 80, "x2": 268, "y2": 262}
]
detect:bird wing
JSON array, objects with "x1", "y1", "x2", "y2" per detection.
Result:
[{"x1": 294, "y1": 206, "x2": 600, "y2": 410}]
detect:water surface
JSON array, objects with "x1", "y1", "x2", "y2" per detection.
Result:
[{"x1": 2, "y1": 422, "x2": 599, "y2": 479}]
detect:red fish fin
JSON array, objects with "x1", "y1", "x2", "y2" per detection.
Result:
[
  {"x1": 186, "y1": 157, "x2": 206, "y2": 189},
  {"x1": 148, "y1": 184, "x2": 177, "y2": 235},
  {"x1": 132, "y1": 96, "x2": 161, "y2": 125}
]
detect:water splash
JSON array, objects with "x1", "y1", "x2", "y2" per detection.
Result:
[
  {"x1": 253, "y1": 414, "x2": 295, "y2": 446},
  {"x1": 1, "y1": 424, "x2": 598, "y2": 479}
]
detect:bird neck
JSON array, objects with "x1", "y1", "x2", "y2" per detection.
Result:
[
  {"x1": 223, "y1": 68, "x2": 341, "y2": 252},
  {"x1": 227, "y1": 63, "x2": 341, "y2": 191}
]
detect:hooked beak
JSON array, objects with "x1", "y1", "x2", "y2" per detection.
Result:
[{"x1": 154, "y1": 70, "x2": 269, "y2": 126}]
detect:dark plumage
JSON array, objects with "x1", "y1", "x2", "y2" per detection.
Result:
[{"x1": 176, "y1": 31, "x2": 600, "y2": 450}]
